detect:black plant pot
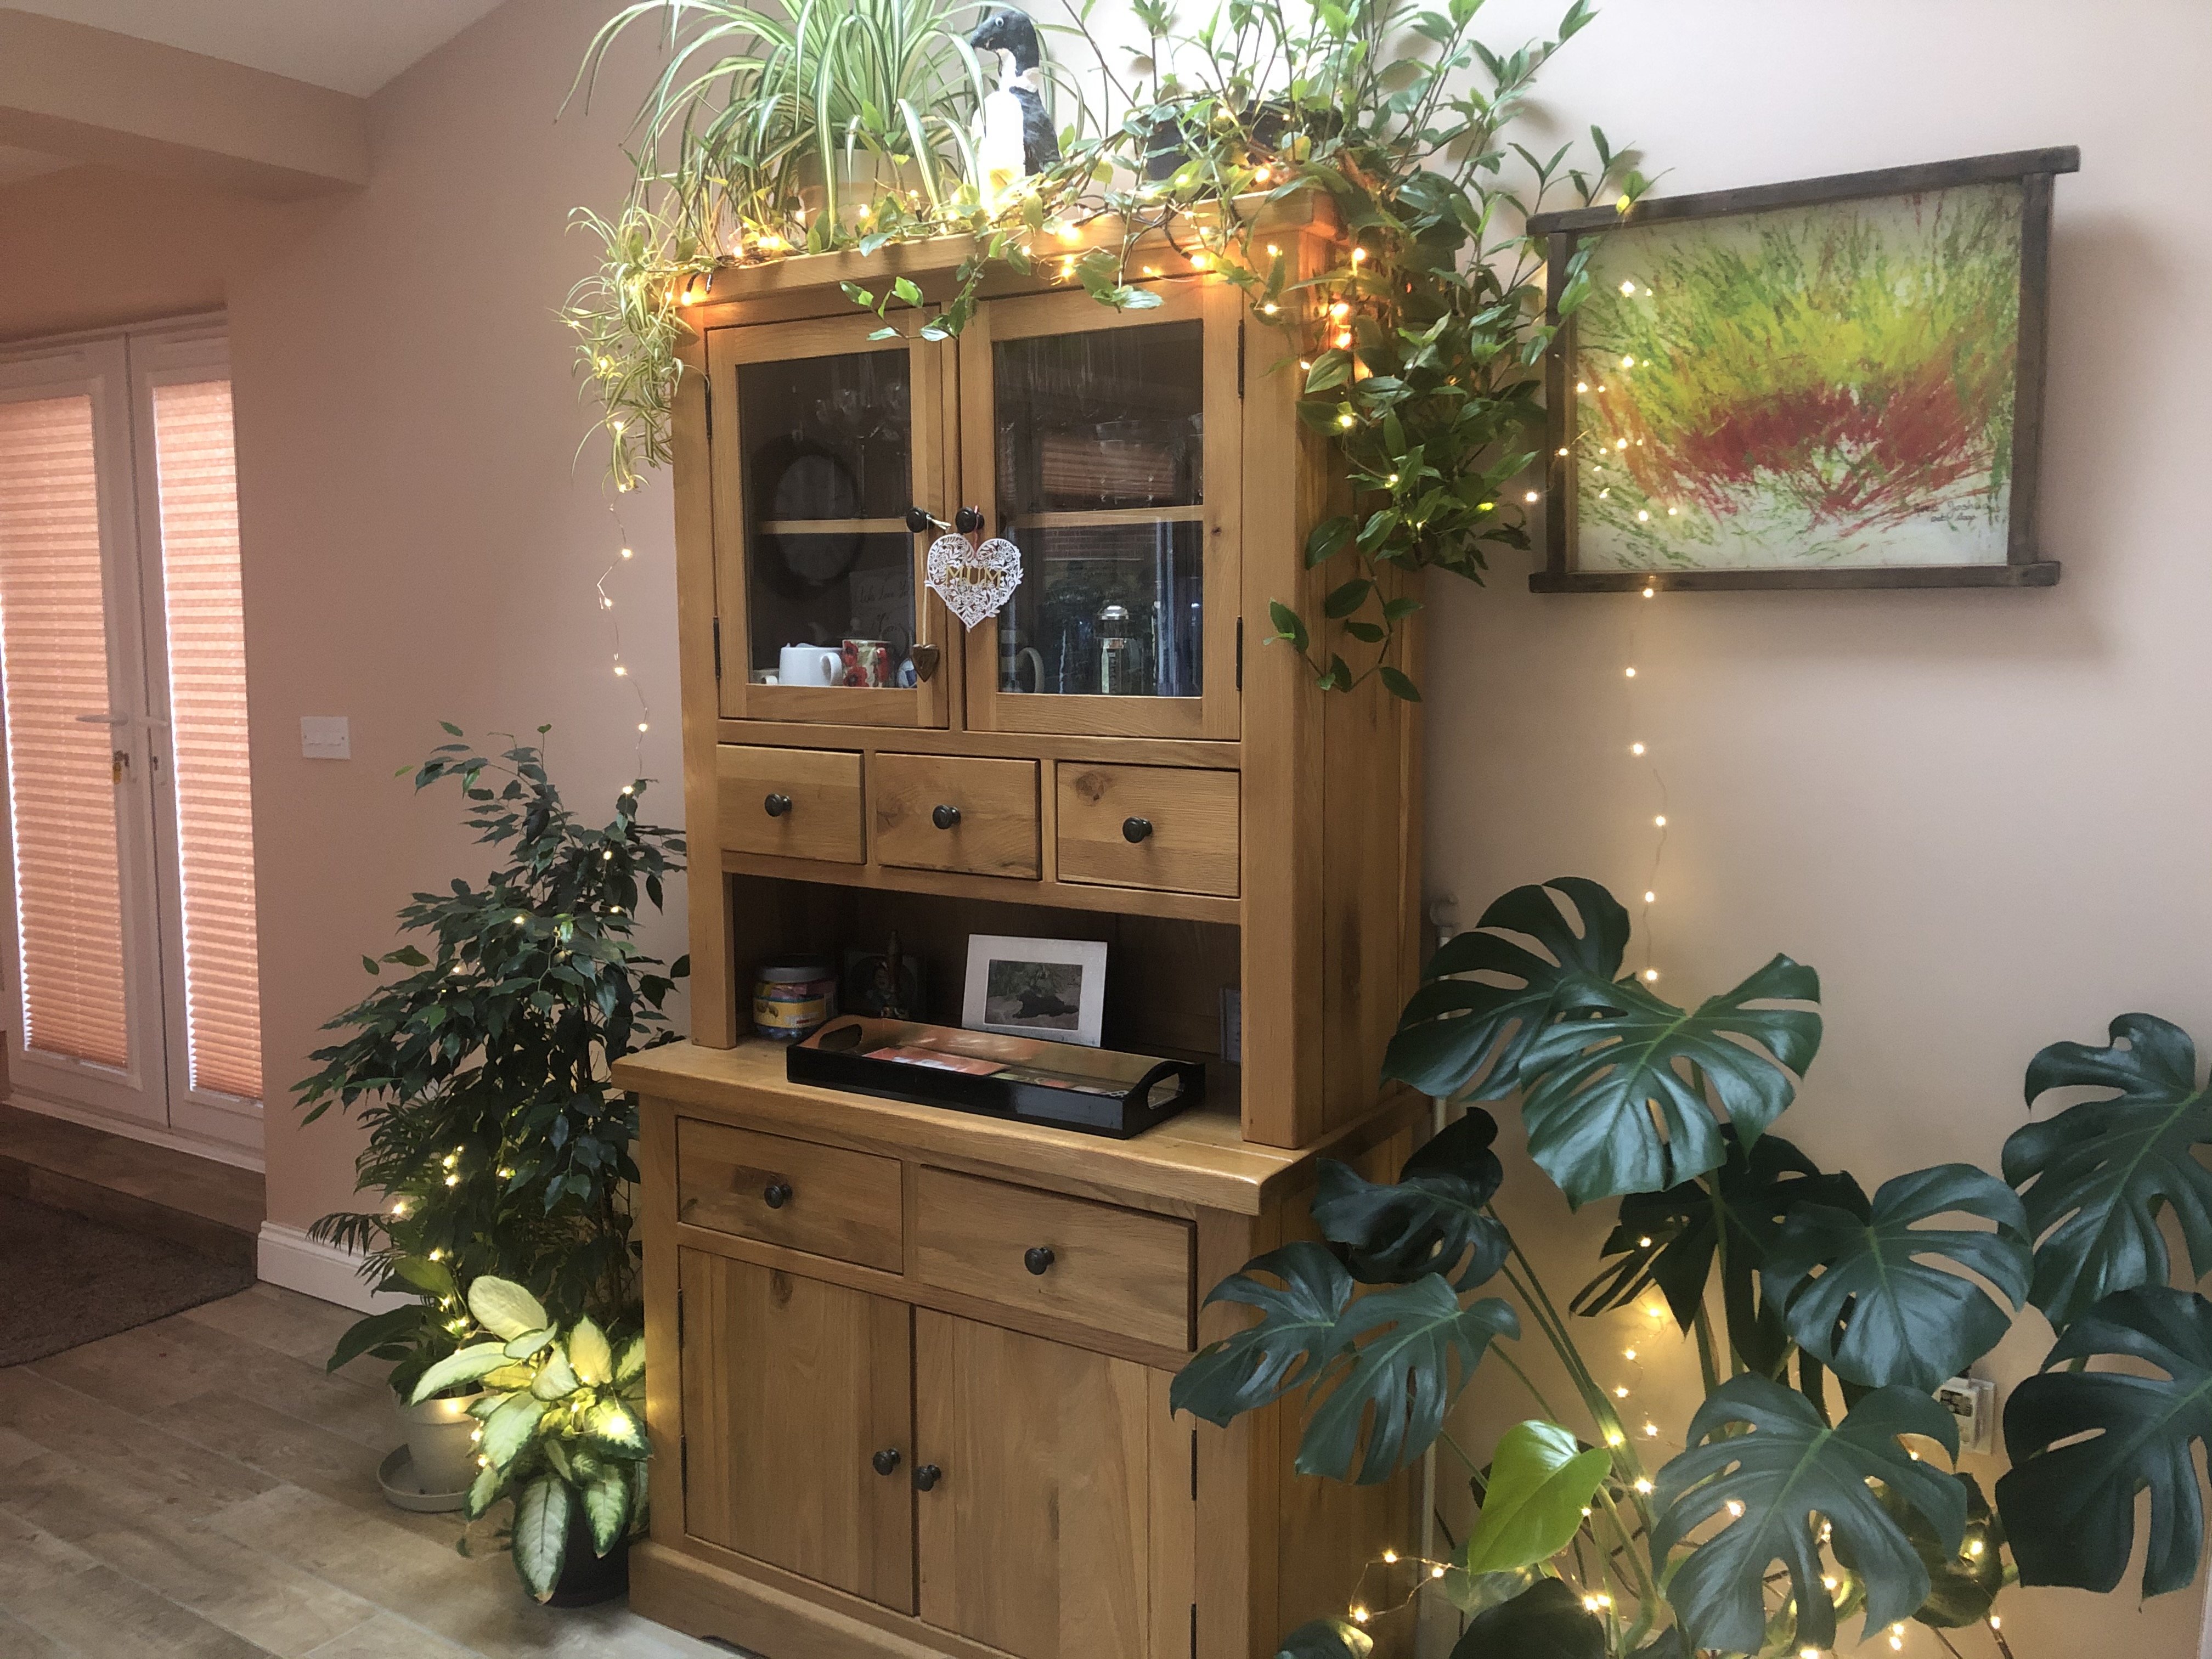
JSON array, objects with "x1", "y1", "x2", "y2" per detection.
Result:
[{"x1": 544, "y1": 1506, "x2": 630, "y2": 1609}]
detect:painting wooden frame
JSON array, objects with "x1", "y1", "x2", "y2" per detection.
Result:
[{"x1": 1527, "y1": 146, "x2": 2079, "y2": 592}]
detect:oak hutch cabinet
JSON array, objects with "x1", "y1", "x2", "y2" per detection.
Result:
[{"x1": 612, "y1": 195, "x2": 1431, "y2": 1659}]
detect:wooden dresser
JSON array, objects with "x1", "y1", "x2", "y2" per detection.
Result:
[{"x1": 614, "y1": 195, "x2": 1429, "y2": 1659}]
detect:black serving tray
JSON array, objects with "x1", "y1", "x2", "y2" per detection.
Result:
[{"x1": 787, "y1": 1017, "x2": 1204, "y2": 1138}]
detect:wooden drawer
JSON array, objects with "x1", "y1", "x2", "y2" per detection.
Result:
[
  {"x1": 870, "y1": 753, "x2": 1039, "y2": 878},
  {"x1": 1055, "y1": 763, "x2": 1239, "y2": 896},
  {"x1": 677, "y1": 1120, "x2": 904, "y2": 1272},
  {"x1": 912, "y1": 1166, "x2": 1193, "y2": 1349},
  {"x1": 718, "y1": 744, "x2": 864, "y2": 865}
]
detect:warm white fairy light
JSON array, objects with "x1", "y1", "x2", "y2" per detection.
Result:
[{"x1": 597, "y1": 504, "x2": 652, "y2": 770}]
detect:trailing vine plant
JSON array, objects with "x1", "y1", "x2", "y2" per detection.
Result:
[{"x1": 566, "y1": 0, "x2": 1646, "y2": 696}]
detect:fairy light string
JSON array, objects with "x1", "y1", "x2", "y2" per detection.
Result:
[{"x1": 597, "y1": 500, "x2": 651, "y2": 770}]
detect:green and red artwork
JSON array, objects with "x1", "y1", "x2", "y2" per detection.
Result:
[{"x1": 1572, "y1": 181, "x2": 2024, "y2": 572}]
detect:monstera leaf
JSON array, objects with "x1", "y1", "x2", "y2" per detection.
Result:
[
  {"x1": 1382, "y1": 878, "x2": 1628, "y2": 1099},
  {"x1": 1299, "y1": 1277, "x2": 1520, "y2": 1484},
  {"x1": 1575, "y1": 1131, "x2": 1866, "y2": 1380},
  {"x1": 1519, "y1": 957, "x2": 1822, "y2": 1206},
  {"x1": 1448, "y1": 1579, "x2": 1605, "y2": 1659},
  {"x1": 1765, "y1": 1164, "x2": 2032, "y2": 1393},
  {"x1": 1652, "y1": 1376, "x2": 1964, "y2": 1655},
  {"x1": 1461, "y1": 1421, "x2": 1611, "y2": 1575},
  {"x1": 1997, "y1": 1285, "x2": 2212, "y2": 1597},
  {"x1": 1277, "y1": 1620, "x2": 1373, "y2": 1659},
  {"x1": 2005, "y1": 1013, "x2": 2212, "y2": 1330},
  {"x1": 1171, "y1": 1244, "x2": 1354, "y2": 1427},
  {"x1": 1833, "y1": 1471, "x2": 2006, "y2": 1630},
  {"x1": 1313, "y1": 1108, "x2": 1509, "y2": 1290}
]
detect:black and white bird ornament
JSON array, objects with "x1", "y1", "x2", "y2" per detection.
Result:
[{"x1": 968, "y1": 8, "x2": 1060, "y2": 190}]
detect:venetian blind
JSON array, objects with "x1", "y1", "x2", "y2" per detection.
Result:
[
  {"x1": 151, "y1": 379, "x2": 261, "y2": 1103},
  {"x1": 0, "y1": 394, "x2": 130, "y2": 1069}
]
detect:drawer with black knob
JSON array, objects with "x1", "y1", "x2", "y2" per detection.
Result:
[
  {"x1": 716, "y1": 744, "x2": 865, "y2": 865},
  {"x1": 870, "y1": 753, "x2": 1039, "y2": 879},
  {"x1": 675, "y1": 1119, "x2": 902, "y2": 1271},
  {"x1": 910, "y1": 1165, "x2": 1194, "y2": 1349},
  {"x1": 1054, "y1": 761, "x2": 1239, "y2": 896}
]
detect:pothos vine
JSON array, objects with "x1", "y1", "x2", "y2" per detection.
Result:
[{"x1": 566, "y1": 0, "x2": 1646, "y2": 698}]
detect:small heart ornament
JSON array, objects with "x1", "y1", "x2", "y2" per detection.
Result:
[{"x1": 926, "y1": 533, "x2": 1024, "y2": 629}]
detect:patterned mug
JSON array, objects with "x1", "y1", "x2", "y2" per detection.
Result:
[{"x1": 842, "y1": 638, "x2": 894, "y2": 688}]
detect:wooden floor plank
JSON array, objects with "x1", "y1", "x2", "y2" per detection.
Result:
[
  {"x1": 0, "y1": 1289, "x2": 731, "y2": 1659},
  {"x1": 0, "y1": 1605, "x2": 74, "y2": 1658},
  {"x1": 2, "y1": 1452, "x2": 382, "y2": 1658},
  {"x1": 0, "y1": 1370, "x2": 278, "y2": 1520}
]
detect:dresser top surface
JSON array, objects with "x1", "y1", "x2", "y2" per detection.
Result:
[{"x1": 616, "y1": 1039, "x2": 1411, "y2": 1215}]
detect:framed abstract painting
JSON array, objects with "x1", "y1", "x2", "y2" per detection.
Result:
[{"x1": 1528, "y1": 147, "x2": 2078, "y2": 591}]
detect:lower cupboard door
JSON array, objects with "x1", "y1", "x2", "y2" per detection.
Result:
[
  {"x1": 679, "y1": 1249, "x2": 916, "y2": 1611},
  {"x1": 915, "y1": 1311, "x2": 1186, "y2": 1659}
]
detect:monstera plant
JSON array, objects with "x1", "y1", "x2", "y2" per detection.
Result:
[{"x1": 1173, "y1": 877, "x2": 2212, "y2": 1657}]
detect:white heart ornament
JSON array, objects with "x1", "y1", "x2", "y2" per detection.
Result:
[{"x1": 927, "y1": 534, "x2": 1023, "y2": 629}]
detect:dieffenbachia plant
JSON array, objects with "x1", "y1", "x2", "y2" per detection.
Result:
[
  {"x1": 409, "y1": 1275, "x2": 650, "y2": 1601},
  {"x1": 1173, "y1": 877, "x2": 2212, "y2": 1657}
]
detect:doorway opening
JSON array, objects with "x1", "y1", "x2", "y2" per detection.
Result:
[{"x1": 0, "y1": 317, "x2": 262, "y2": 1165}]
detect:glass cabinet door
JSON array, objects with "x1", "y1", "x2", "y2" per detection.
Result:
[
  {"x1": 960, "y1": 283, "x2": 1241, "y2": 740},
  {"x1": 707, "y1": 317, "x2": 954, "y2": 727}
]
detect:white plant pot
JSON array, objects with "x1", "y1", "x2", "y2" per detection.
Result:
[{"x1": 398, "y1": 1390, "x2": 483, "y2": 1497}]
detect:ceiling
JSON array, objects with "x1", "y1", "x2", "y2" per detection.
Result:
[{"x1": 4, "y1": 0, "x2": 510, "y2": 97}]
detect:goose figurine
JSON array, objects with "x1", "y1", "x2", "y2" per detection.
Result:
[{"x1": 968, "y1": 8, "x2": 1060, "y2": 195}]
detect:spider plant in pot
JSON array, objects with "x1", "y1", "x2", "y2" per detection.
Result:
[
  {"x1": 565, "y1": 0, "x2": 1090, "y2": 488},
  {"x1": 410, "y1": 1275, "x2": 648, "y2": 1604},
  {"x1": 296, "y1": 727, "x2": 684, "y2": 1503}
]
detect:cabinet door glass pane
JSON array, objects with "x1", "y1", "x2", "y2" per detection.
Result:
[
  {"x1": 738, "y1": 351, "x2": 921, "y2": 687},
  {"x1": 992, "y1": 321, "x2": 1204, "y2": 699}
]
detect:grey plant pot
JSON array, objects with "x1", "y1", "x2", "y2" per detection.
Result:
[{"x1": 395, "y1": 1390, "x2": 484, "y2": 1502}]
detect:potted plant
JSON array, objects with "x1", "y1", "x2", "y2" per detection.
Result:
[
  {"x1": 408, "y1": 1273, "x2": 650, "y2": 1603},
  {"x1": 298, "y1": 727, "x2": 684, "y2": 1505},
  {"x1": 1176, "y1": 876, "x2": 2212, "y2": 1656},
  {"x1": 566, "y1": 0, "x2": 1644, "y2": 699}
]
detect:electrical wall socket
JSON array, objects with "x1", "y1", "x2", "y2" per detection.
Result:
[
  {"x1": 1936, "y1": 1375, "x2": 1997, "y2": 1455},
  {"x1": 300, "y1": 716, "x2": 351, "y2": 760}
]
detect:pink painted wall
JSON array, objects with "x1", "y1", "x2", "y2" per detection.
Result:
[{"x1": 0, "y1": 0, "x2": 2204, "y2": 1650}]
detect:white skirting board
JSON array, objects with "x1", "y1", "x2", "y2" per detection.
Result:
[{"x1": 257, "y1": 1222, "x2": 409, "y2": 1314}]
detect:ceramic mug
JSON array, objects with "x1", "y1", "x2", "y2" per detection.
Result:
[
  {"x1": 777, "y1": 644, "x2": 843, "y2": 687},
  {"x1": 842, "y1": 638, "x2": 894, "y2": 688}
]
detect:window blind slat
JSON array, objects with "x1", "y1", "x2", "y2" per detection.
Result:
[
  {"x1": 0, "y1": 394, "x2": 129, "y2": 1069},
  {"x1": 150, "y1": 380, "x2": 261, "y2": 1104}
]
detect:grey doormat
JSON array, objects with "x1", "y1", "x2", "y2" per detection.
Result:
[{"x1": 0, "y1": 1194, "x2": 255, "y2": 1365}]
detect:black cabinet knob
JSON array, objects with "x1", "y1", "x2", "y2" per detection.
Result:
[
  {"x1": 953, "y1": 506, "x2": 985, "y2": 534},
  {"x1": 1024, "y1": 1245, "x2": 1056, "y2": 1276},
  {"x1": 904, "y1": 506, "x2": 935, "y2": 534},
  {"x1": 872, "y1": 1448, "x2": 901, "y2": 1476},
  {"x1": 913, "y1": 1463, "x2": 943, "y2": 1492},
  {"x1": 764, "y1": 792, "x2": 793, "y2": 817},
  {"x1": 1121, "y1": 816, "x2": 1153, "y2": 844},
  {"x1": 762, "y1": 1181, "x2": 793, "y2": 1209},
  {"x1": 932, "y1": 803, "x2": 961, "y2": 830}
]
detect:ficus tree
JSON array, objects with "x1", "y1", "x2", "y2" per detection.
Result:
[
  {"x1": 1173, "y1": 877, "x2": 2212, "y2": 1657},
  {"x1": 298, "y1": 727, "x2": 686, "y2": 1398}
]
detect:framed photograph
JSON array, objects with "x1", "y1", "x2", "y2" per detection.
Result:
[
  {"x1": 1527, "y1": 146, "x2": 2078, "y2": 591},
  {"x1": 961, "y1": 934, "x2": 1108, "y2": 1048}
]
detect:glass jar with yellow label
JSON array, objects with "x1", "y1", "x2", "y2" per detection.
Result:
[{"x1": 752, "y1": 957, "x2": 839, "y2": 1041}]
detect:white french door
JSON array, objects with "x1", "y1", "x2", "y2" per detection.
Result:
[{"x1": 0, "y1": 321, "x2": 262, "y2": 1161}]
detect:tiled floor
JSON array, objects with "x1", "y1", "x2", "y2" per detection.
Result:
[{"x1": 0, "y1": 1283, "x2": 738, "y2": 1658}]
